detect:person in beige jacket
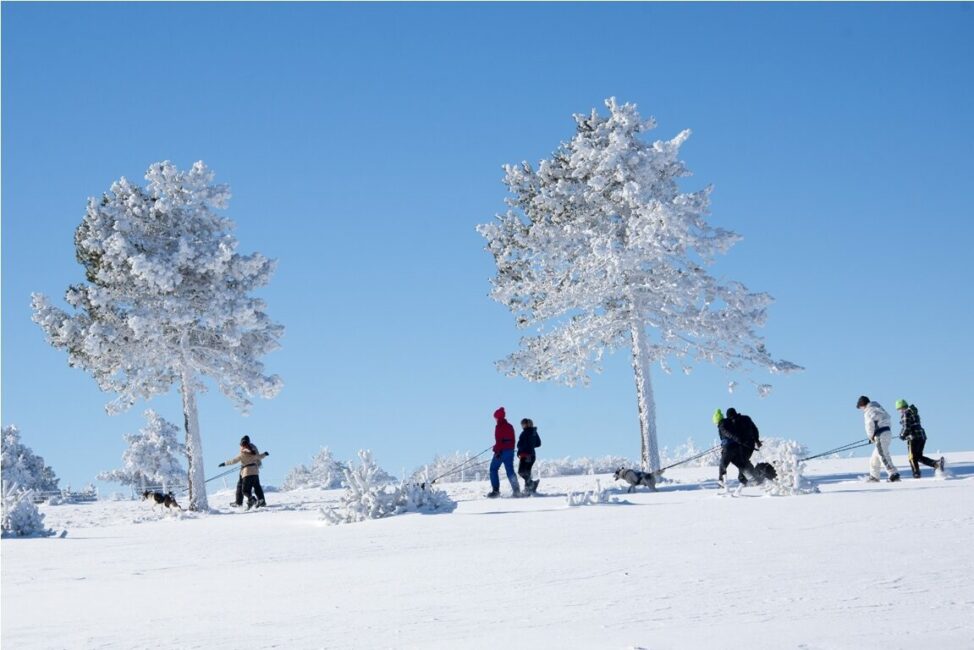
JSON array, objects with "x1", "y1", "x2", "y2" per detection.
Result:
[{"x1": 220, "y1": 435, "x2": 270, "y2": 509}]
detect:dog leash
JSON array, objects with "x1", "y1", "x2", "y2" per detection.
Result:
[
  {"x1": 423, "y1": 447, "x2": 493, "y2": 487},
  {"x1": 800, "y1": 439, "x2": 872, "y2": 462},
  {"x1": 174, "y1": 461, "x2": 265, "y2": 495},
  {"x1": 656, "y1": 444, "x2": 722, "y2": 472}
]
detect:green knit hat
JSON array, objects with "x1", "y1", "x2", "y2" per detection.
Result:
[
  {"x1": 895, "y1": 399, "x2": 908, "y2": 410},
  {"x1": 712, "y1": 408, "x2": 724, "y2": 425}
]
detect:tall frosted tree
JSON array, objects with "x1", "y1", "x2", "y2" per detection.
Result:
[
  {"x1": 32, "y1": 161, "x2": 283, "y2": 510},
  {"x1": 97, "y1": 409, "x2": 188, "y2": 493},
  {"x1": 477, "y1": 98, "x2": 801, "y2": 472}
]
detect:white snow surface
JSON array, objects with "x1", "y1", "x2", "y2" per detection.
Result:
[{"x1": 3, "y1": 453, "x2": 972, "y2": 649}]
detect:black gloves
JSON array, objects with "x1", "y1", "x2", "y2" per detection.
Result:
[
  {"x1": 755, "y1": 440, "x2": 763, "y2": 449},
  {"x1": 218, "y1": 462, "x2": 226, "y2": 467}
]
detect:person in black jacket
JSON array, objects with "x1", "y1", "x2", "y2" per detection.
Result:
[
  {"x1": 730, "y1": 408, "x2": 762, "y2": 480},
  {"x1": 516, "y1": 418, "x2": 542, "y2": 494},
  {"x1": 717, "y1": 408, "x2": 757, "y2": 487},
  {"x1": 896, "y1": 399, "x2": 944, "y2": 478}
]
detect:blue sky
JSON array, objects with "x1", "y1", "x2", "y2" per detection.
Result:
[{"x1": 3, "y1": 3, "x2": 972, "y2": 490}]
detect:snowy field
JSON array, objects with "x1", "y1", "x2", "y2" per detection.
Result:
[{"x1": 3, "y1": 452, "x2": 972, "y2": 650}]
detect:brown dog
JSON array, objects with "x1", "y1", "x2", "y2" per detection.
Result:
[{"x1": 142, "y1": 490, "x2": 182, "y2": 510}]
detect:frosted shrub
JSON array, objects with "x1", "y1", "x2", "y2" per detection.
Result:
[
  {"x1": 395, "y1": 481, "x2": 457, "y2": 515},
  {"x1": 756, "y1": 439, "x2": 818, "y2": 496},
  {"x1": 1, "y1": 483, "x2": 55, "y2": 538},
  {"x1": 566, "y1": 479, "x2": 616, "y2": 507},
  {"x1": 283, "y1": 447, "x2": 347, "y2": 491},
  {"x1": 1, "y1": 425, "x2": 60, "y2": 493},
  {"x1": 321, "y1": 451, "x2": 454, "y2": 525}
]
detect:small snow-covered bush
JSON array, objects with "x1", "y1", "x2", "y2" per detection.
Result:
[
  {"x1": 2, "y1": 483, "x2": 56, "y2": 538},
  {"x1": 282, "y1": 447, "x2": 348, "y2": 491},
  {"x1": 566, "y1": 479, "x2": 617, "y2": 507},
  {"x1": 1, "y1": 425, "x2": 60, "y2": 493},
  {"x1": 755, "y1": 438, "x2": 818, "y2": 496},
  {"x1": 321, "y1": 451, "x2": 455, "y2": 525}
]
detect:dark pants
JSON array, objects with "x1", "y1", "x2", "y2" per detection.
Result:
[
  {"x1": 518, "y1": 455, "x2": 536, "y2": 481},
  {"x1": 739, "y1": 445, "x2": 756, "y2": 483},
  {"x1": 235, "y1": 477, "x2": 244, "y2": 506},
  {"x1": 241, "y1": 475, "x2": 265, "y2": 505},
  {"x1": 906, "y1": 438, "x2": 937, "y2": 477},
  {"x1": 719, "y1": 445, "x2": 755, "y2": 484}
]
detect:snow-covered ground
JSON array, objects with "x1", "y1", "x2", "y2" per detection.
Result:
[{"x1": 3, "y1": 452, "x2": 972, "y2": 649}]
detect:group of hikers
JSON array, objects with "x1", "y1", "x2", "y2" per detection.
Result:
[
  {"x1": 218, "y1": 435, "x2": 270, "y2": 509},
  {"x1": 855, "y1": 395, "x2": 944, "y2": 483},
  {"x1": 710, "y1": 395, "x2": 945, "y2": 488},
  {"x1": 486, "y1": 395, "x2": 945, "y2": 498},
  {"x1": 487, "y1": 407, "x2": 542, "y2": 498},
  {"x1": 217, "y1": 395, "x2": 945, "y2": 507}
]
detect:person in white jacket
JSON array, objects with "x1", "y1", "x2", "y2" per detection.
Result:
[{"x1": 856, "y1": 395, "x2": 901, "y2": 482}]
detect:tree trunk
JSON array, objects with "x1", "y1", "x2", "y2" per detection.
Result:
[
  {"x1": 630, "y1": 321, "x2": 661, "y2": 472},
  {"x1": 180, "y1": 369, "x2": 209, "y2": 511}
]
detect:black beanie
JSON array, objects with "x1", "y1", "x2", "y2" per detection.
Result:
[
  {"x1": 856, "y1": 396, "x2": 870, "y2": 408},
  {"x1": 726, "y1": 408, "x2": 738, "y2": 418},
  {"x1": 240, "y1": 435, "x2": 251, "y2": 445}
]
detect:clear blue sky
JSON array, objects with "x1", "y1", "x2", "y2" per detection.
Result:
[{"x1": 3, "y1": 3, "x2": 972, "y2": 490}]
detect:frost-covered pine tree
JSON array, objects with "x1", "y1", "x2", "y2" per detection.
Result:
[
  {"x1": 32, "y1": 161, "x2": 283, "y2": 510},
  {"x1": 97, "y1": 409, "x2": 188, "y2": 493},
  {"x1": 1, "y1": 425, "x2": 60, "y2": 494},
  {"x1": 477, "y1": 99, "x2": 801, "y2": 472}
]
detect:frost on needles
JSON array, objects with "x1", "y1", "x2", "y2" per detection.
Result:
[
  {"x1": 477, "y1": 98, "x2": 801, "y2": 472},
  {"x1": 31, "y1": 161, "x2": 283, "y2": 511}
]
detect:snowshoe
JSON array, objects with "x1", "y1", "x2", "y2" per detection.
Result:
[
  {"x1": 486, "y1": 490, "x2": 500, "y2": 499},
  {"x1": 937, "y1": 457, "x2": 946, "y2": 472},
  {"x1": 246, "y1": 498, "x2": 256, "y2": 510},
  {"x1": 864, "y1": 476, "x2": 880, "y2": 483},
  {"x1": 528, "y1": 479, "x2": 540, "y2": 494},
  {"x1": 888, "y1": 473, "x2": 901, "y2": 483},
  {"x1": 256, "y1": 499, "x2": 266, "y2": 508}
]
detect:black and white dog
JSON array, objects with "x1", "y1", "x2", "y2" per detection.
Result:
[
  {"x1": 142, "y1": 490, "x2": 182, "y2": 511},
  {"x1": 613, "y1": 467, "x2": 662, "y2": 493},
  {"x1": 752, "y1": 462, "x2": 778, "y2": 483}
]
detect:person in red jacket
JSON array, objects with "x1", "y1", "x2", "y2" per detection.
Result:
[{"x1": 487, "y1": 407, "x2": 521, "y2": 498}]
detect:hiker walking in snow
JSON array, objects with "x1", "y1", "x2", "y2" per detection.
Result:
[
  {"x1": 895, "y1": 399, "x2": 944, "y2": 478},
  {"x1": 856, "y1": 396, "x2": 900, "y2": 483},
  {"x1": 487, "y1": 407, "x2": 520, "y2": 498},
  {"x1": 729, "y1": 407, "x2": 762, "y2": 483},
  {"x1": 516, "y1": 418, "x2": 542, "y2": 494},
  {"x1": 715, "y1": 408, "x2": 757, "y2": 488},
  {"x1": 220, "y1": 435, "x2": 270, "y2": 508}
]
